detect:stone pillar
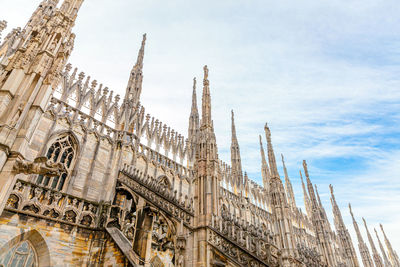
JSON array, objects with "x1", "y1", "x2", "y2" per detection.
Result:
[{"x1": 0, "y1": 154, "x2": 19, "y2": 214}]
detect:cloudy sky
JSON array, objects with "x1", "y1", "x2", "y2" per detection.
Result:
[{"x1": 2, "y1": 0, "x2": 400, "y2": 257}]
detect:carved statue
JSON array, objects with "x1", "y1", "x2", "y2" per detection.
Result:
[
  {"x1": 203, "y1": 65, "x2": 209, "y2": 80},
  {"x1": 123, "y1": 218, "x2": 136, "y2": 240},
  {"x1": 14, "y1": 157, "x2": 65, "y2": 177},
  {"x1": 1, "y1": 27, "x2": 20, "y2": 58},
  {"x1": 9, "y1": 102, "x2": 24, "y2": 127},
  {"x1": 176, "y1": 253, "x2": 184, "y2": 267}
]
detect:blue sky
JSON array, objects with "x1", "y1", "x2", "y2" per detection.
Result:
[{"x1": 2, "y1": 0, "x2": 400, "y2": 257}]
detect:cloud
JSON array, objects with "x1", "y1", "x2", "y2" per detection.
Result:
[{"x1": 2, "y1": 0, "x2": 400, "y2": 256}]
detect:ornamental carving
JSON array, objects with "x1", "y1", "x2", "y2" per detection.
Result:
[
  {"x1": 13, "y1": 157, "x2": 65, "y2": 177},
  {"x1": 5, "y1": 180, "x2": 100, "y2": 229},
  {"x1": 119, "y1": 165, "x2": 194, "y2": 225}
]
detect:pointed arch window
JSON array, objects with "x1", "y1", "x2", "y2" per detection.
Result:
[
  {"x1": 36, "y1": 134, "x2": 77, "y2": 191},
  {"x1": 0, "y1": 240, "x2": 37, "y2": 267}
]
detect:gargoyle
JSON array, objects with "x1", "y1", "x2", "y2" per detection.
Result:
[{"x1": 14, "y1": 157, "x2": 65, "y2": 177}]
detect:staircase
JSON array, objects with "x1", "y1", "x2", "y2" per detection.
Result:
[{"x1": 106, "y1": 227, "x2": 139, "y2": 266}]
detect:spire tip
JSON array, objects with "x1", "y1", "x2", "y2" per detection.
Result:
[{"x1": 203, "y1": 65, "x2": 209, "y2": 79}]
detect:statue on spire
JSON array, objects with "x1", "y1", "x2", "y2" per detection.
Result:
[
  {"x1": 203, "y1": 65, "x2": 208, "y2": 80},
  {"x1": 201, "y1": 65, "x2": 212, "y2": 129}
]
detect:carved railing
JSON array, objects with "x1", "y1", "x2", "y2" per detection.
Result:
[
  {"x1": 220, "y1": 187, "x2": 272, "y2": 220},
  {"x1": 138, "y1": 142, "x2": 192, "y2": 179},
  {"x1": 48, "y1": 97, "x2": 117, "y2": 139},
  {"x1": 209, "y1": 213, "x2": 325, "y2": 267},
  {"x1": 5, "y1": 179, "x2": 105, "y2": 229},
  {"x1": 119, "y1": 164, "x2": 194, "y2": 225},
  {"x1": 209, "y1": 214, "x2": 279, "y2": 267},
  {"x1": 296, "y1": 243, "x2": 327, "y2": 267},
  {"x1": 219, "y1": 163, "x2": 269, "y2": 211},
  {"x1": 55, "y1": 64, "x2": 272, "y2": 196},
  {"x1": 54, "y1": 65, "x2": 192, "y2": 164},
  {"x1": 48, "y1": 97, "x2": 194, "y2": 180}
]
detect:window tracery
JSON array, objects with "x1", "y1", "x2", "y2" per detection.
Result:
[
  {"x1": 0, "y1": 241, "x2": 37, "y2": 267},
  {"x1": 36, "y1": 134, "x2": 77, "y2": 191}
]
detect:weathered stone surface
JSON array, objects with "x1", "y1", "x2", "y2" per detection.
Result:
[{"x1": 0, "y1": 1, "x2": 398, "y2": 267}]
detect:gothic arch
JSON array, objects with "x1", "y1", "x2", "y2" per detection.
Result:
[
  {"x1": 156, "y1": 209, "x2": 177, "y2": 235},
  {"x1": 43, "y1": 130, "x2": 81, "y2": 155},
  {"x1": 115, "y1": 185, "x2": 138, "y2": 206},
  {"x1": 108, "y1": 185, "x2": 138, "y2": 230},
  {"x1": 0, "y1": 229, "x2": 50, "y2": 266},
  {"x1": 36, "y1": 131, "x2": 79, "y2": 191}
]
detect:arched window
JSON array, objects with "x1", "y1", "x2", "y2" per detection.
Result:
[
  {"x1": 36, "y1": 134, "x2": 77, "y2": 191},
  {"x1": 0, "y1": 241, "x2": 37, "y2": 267}
]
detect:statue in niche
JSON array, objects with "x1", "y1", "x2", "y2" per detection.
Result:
[
  {"x1": 123, "y1": 216, "x2": 136, "y2": 241},
  {"x1": 49, "y1": 38, "x2": 57, "y2": 52},
  {"x1": 152, "y1": 215, "x2": 174, "y2": 252},
  {"x1": 176, "y1": 253, "x2": 184, "y2": 267},
  {"x1": 107, "y1": 189, "x2": 136, "y2": 231},
  {"x1": 9, "y1": 102, "x2": 24, "y2": 127}
]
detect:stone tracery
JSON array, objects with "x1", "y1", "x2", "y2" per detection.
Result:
[
  {"x1": 0, "y1": 1, "x2": 398, "y2": 266},
  {"x1": 36, "y1": 133, "x2": 77, "y2": 191}
]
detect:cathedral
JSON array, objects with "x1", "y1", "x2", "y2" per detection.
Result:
[{"x1": 0, "y1": 1, "x2": 398, "y2": 266}]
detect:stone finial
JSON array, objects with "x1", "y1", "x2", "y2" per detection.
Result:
[
  {"x1": 201, "y1": 65, "x2": 213, "y2": 129},
  {"x1": 264, "y1": 123, "x2": 271, "y2": 138},
  {"x1": 348, "y1": 203, "x2": 354, "y2": 217},
  {"x1": 302, "y1": 160, "x2": 309, "y2": 178},
  {"x1": 329, "y1": 184, "x2": 334, "y2": 195},
  {"x1": 64, "y1": 63, "x2": 72, "y2": 73},
  {"x1": 203, "y1": 65, "x2": 209, "y2": 81},
  {"x1": 363, "y1": 218, "x2": 385, "y2": 267},
  {"x1": 259, "y1": 135, "x2": 270, "y2": 180},
  {"x1": 314, "y1": 184, "x2": 322, "y2": 206},
  {"x1": 123, "y1": 33, "x2": 147, "y2": 106},
  {"x1": 281, "y1": 154, "x2": 288, "y2": 179},
  {"x1": 137, "y1": 33, "x2": 146, "y2": 68},
  {"x1": 0, "y1": 20, "x2": 7, "y2": 40},
  {"x1": 282, "y1": 154, "x2": 296, "y2": 208},
  {"x1": 300, "y1": 170, "x2": 312, "y2": 216},
  {"x1": 263, "y1": 122, "x2": 279, "y2": 179},
  {"x1": 379, "y1": 223, "x2": 400, "y2": 266},
  {"x1": 230, "y1": 109, "x2": 243, "y2": 188},
  {"x1": 374, "y1": 227, "x2": 391, "y2": 267},
  {"x1": 231, "y1": 110, "x2": 238, "y2": 141},
  {"x1": 189, "y1": 77, "x2": 198, "y2": 118}
]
